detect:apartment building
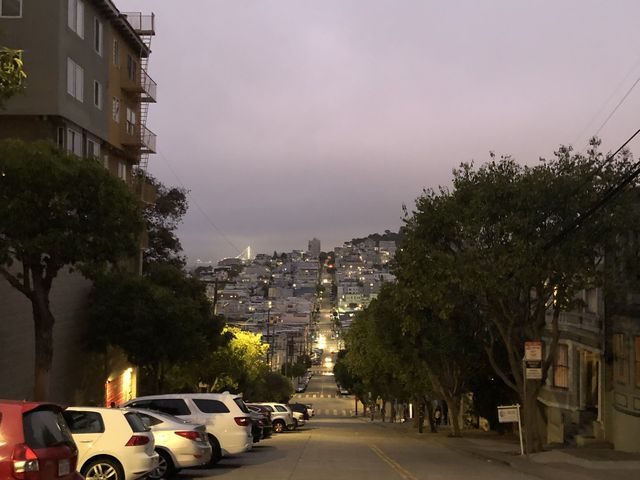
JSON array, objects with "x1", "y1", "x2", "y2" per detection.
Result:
[
  {"x1": 0, "y1": 0, "x2": 157, "y2": 404},
  {"x1": 0, "y1": 0, "x2": 156, "y2": 185}
]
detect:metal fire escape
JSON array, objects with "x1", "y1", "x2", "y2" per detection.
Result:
[{"x1": 122, "y1": 12, "x2": 156, "y2": 174}]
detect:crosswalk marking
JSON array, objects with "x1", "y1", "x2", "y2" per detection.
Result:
[{"x1": 313, "y1": 409, "x2": 353, "y2": 417}]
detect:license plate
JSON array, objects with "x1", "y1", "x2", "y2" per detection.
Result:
[{"x1": 58, "y1": 459, "x2": 70, "y2": 477}]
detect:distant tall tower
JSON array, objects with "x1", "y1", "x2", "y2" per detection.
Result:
[{"x1": 308, "y1": 238, "x2": 321, "y2": 258}]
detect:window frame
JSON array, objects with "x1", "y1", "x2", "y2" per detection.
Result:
[
  {"x1": 94, "y1": 17, "x2": 103, "y2": 56},
  {"x1": 113, "y1": 39, "x2": 120, "y2": 67},
  {"x1": 67, "y1": 0, "x2": 85, "y2": 39},
  {"x1": 66, "y1": 57, "x2": 84, "y2": 102},
  {"x1": 635, "y1": 336, "x2": 640, "y2": 389},
  {"x1": 93, "y1": 80, "x2": 102, "y2": 109},
  {"x1": 0, "y1": 0, "x2": 22, "y2": 18},
  {"x1": 66, "y1": 128, "x2": 82, "y2": 157},
  {"x1": 86, "y1": 138, "x2": 100, "y2": 158},
  {"x1": 112, "y1": 97, "x2": 120, "y2": 123},
  {"x1": 614, "y1": 333, "x2": 628, "y2": 385},
  {"x1": 553, "y1": 344, "x2": 569, "y2": 389},
  {"x1": 126, "y1": 107, "x2": 136, "y2": 136}
]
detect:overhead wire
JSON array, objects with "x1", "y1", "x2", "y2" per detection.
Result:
[{"x1": 154, "y1": 150, "x2": 242, "y2": 256}]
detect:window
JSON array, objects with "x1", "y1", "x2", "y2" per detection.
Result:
[
  {"x1": 94, "y1": 18, "x2": 103, "y2": 55},
  {"x1": 93, "y1": 80, "x2": 102, "y2": 109},
  {"x1": 117, "y1": 161, "x2": 127, "y2": 181},
  {"x1": 553, "y1": 344, "x2": 569, "y2": 388},
  {"x1": 87, "y1": 139, "x2": 100, "y2": 158},
  {"x1": 137, "y1": 413, "x2": 162, "y2": 427},
  {"x1": 126, "y1": 54, "x2": 137, "y2": 82},
  {"x1": 66, "y1": 58, "x2": 83, "y2": 102},
  {"x1": 148, "y1": 399, "x2": 190, "y2": 416},
  {"x1": 103, "y1": 154, "x2": 109, "y2": 170},
  {"x1": 63, "y1": 411, "x2": 104, "y2": 434},
  {"x1": 0, "y1": 0, "x2": 22, "y2": 17},
  {"x1": 67, "y1": 0, "x2": 84, "y2": 38},
  {"x1": 112, "y1": 97, "x2": 120, "y2": 122},
  {"x1": 66, "y1": 128, "x2": 82, "y2": 156},
  {"x1": 24, "y1": 410, "x2": 75, "y2": 448},
  {"x1": 275, "y1": 405, "x2": 287, "y2": 412},
  {"x1": 124, "y1": 412, "x2": 149, "y2": 433},
  {"x1": 126, "y1": 107, "x2": 136, "y2": 135},
  {"x1": 635, "y1": 337, "x2": 640, "y2": 388},
  {"x1": 57, "y1": 127, "x2": 65, "y2": 149},
  {"x1": 113, "y1": 39, "x2": 119, "y2": 67},
  {"x1": 614, "y1": 333, "x2": 628, "y2": 384},
  {"x1": 193, "y1": 399, "x2": 230, "y2": 414}
]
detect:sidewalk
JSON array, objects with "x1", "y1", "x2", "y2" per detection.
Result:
[{"x1": 359, "y1": 416, "x2": 640, "y2": 480}]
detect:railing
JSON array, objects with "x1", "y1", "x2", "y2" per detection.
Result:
[
  {"x1": 141, "y1": 125, "x2": 156, "y2": 153},
  {"x1": 122, "y1": 12, "x2": 155, "y2": 35},
  {"x1": 140, "y1": 67, "x2": 157, "y2": 102}
]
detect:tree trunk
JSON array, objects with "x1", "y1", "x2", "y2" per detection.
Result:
[
  {"x1": 425, "y1": 399, "x2": 437, "y2": 433},
  {"x1": 446, "y1": 395, "x2": 461, "y2": 437},
  {"x1": 522, "y1": 383, "x2": 545, "y2": 453},
  {"x1": 390, "y1": 400, "x2": 396, "y2": 423},
  {"x1": 31, "y1": 282, "x2": 55, "y2": 401}
]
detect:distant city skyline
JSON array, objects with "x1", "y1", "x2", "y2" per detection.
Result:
[{"x1": 121, "y1": 0, "x2": 640, "y2": 263}]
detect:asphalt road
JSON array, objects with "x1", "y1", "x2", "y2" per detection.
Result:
[{"x1": 180, "y1": 373, "x2": 538, "y2": 480}]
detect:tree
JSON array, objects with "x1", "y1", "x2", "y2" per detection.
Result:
[
  {"x1": 0, "y1": 47, "x2": 26, "y2": 107},
  {"x1": 397, "y1": 142, "x2": 639, "y2": 450},
  {"x1": 87, "y1": 264, "x2": 225, "y2": 394},
  {"x1": 0, "y1": 139, "x2": 143, "y2": 400},
  {"x1": 140, "y1": 173, "x2": 188, "y2": 268}
]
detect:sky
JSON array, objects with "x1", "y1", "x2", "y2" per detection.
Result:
[{"x1": 120, "y1": 0, "x2": 640, "y2": 264}]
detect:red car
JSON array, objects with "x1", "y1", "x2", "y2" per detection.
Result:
[{"x1": 0, "y1": 400, "x2": 83, "y2": 480}]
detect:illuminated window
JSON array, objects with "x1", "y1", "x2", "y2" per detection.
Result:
[
  {"x1": 613, "y1": 333, "x2": 628, "y2": 384},
  {"x1": 553, "y1": 344, "x2": 569, "y2": 388}
]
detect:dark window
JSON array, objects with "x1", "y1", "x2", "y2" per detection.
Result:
[
  {"x1": 275, "y1": 405, "x2": 287, "y2": 412},
  {"x1": 193, "y1": 399, "x2": 229, "y2": 414},
  {"x1": 151, "y1": 399, "x2": 191, "y2": 416},
  {"x1": 127, "y1": 400, "x2": 152, "y2": 409},
  {"x1": 124, "y1": 412, "x2": 149, "y2": 432},
  {"x1": 0, "y1": 0, "x2": 22, "y2": 17},
  {"x1": 63, "y1": 411, "x2": 104, "y2": 434},
  {"x1": 127, "y1": 55, "x2": 137, "y2": 81},
  {"x1": 233, "y1": 398, "x2": 250, "y2": 414},
  {"x1": 24, "y1": 409, "x2": 75, "y2": 449},
  {"x1": 137, "y1": 413, "x2": 162, "y2": 427}
]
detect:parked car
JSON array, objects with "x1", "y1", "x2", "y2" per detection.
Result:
[
  {"x1": 305, "y1": 404, "x2": 315, "y2": 417},
  {"x1": 246, "y1": 405, "x2": 273, "y2": 439},
  {"x1": 64, "y1": 407, "x2": 158, "y2": 480},
  {"x1": 122, "y1": 393, "x2": 252, "y2": 465},
  {"x1": 250, "y1": 403, "x2": 295, "y2": 433},
  {"x1": 0, "y1": 400, "x2": 83, "y2": 480},
  {"x1": 289, "y1": 403, "x2": 310, "y2": 420},
  {"x1": 291, "y1": 411, "x2": 306, "y2": 429},
  {"x1": 126, "y1": 409, "x2": 211, "y2": 479}
]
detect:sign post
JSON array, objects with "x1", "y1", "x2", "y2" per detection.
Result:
[
  {"x1": 497, "y1": 404, "x2": 524, "y2": 456},
  {"x1": 524, "y1": 341, "x2": 542, "y2": 380}
]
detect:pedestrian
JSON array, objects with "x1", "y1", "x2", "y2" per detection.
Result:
[{"x1": 434, "y1": 406, "x2": 442, "y2": 426}]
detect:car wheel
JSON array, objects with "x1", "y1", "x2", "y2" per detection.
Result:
[
  {"x1": 207, "y1": 434, "x2": 222, "y2": 466},
  {"x1": 82, "y1": 458, "x2": 124, "y2": 480},
  {"x1": 273, "y1": 420, "x2": 285, "y2": 433},
  {"x1": 148, "y1": 449, "x2": 175, "y2": 479}
]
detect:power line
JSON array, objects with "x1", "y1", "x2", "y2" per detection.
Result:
[
  {"x1": 545, "y1": 126, "x2": 640, "y2": 250},
  {"x1": 594, "y1": 76, "x2": 640, "y2": 137},
  {"x1": 155, "y1": 151, "x2": 242, "y2": 256}
]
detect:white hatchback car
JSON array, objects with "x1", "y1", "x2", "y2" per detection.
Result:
[
  {"x1": 122, "y1": 392, "x2": 252, "y2": 465},
  {"x1": 63, "y1": 407, "x2": 159, "y2": 480}
]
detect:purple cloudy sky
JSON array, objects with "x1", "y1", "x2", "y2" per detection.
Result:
[{"x1": 121, "y1": 0, "x2": 640, "y2": 264}]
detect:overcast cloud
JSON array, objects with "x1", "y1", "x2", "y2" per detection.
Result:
[{"x1": 120, "y1": 0, "x2": 640, "y2": 263}]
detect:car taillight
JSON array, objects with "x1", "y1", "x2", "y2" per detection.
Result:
[
  {"x1": 12, "y1": 443, "x2": 39, "y2": 479},
  {"x1": 125, "y1": 435, "x2": 150, "y2": 446},
  {"x1": 234, "y1": 417, "x2": 250, "y2": 426},
  {"x1": 175, "y1": 431, "x2": 200, "y2": 441}
]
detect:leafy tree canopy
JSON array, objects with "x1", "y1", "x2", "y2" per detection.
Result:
[{"x1": 0, "y1": 48, "x2": 26, "y2": 108}]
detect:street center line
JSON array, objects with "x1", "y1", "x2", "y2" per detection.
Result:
[{"x1": 369, "y1": 444, "x2": 418, "y2": 480}]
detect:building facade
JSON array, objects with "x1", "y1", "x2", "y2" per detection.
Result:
[{"x1": 0, "y1": 0, "x2": 157, "y2": 404}]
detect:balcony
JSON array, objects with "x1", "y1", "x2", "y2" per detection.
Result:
[
  {"x1": 121, "y1": 66, "x2": 157, "y2": 102},
  {"x1": 121, "y1": 124, "x2": 157, "y2": 154},
  {"x1": 122, "y1": 12, "x2": 155, "y2": 36},
  {"x1": 141, "y1": 125, "x2": 157, "y2": 154}
]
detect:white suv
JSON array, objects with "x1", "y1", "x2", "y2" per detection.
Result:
[
  {"x1": 254, "y1": 403, "x2": 296, "y2": 433},
  {"x1": 64, "y1": 407, "x2": 159, "y2": 480},
  {"x1": 122, "y1": 393, "x2": 252, "y2": 464}
]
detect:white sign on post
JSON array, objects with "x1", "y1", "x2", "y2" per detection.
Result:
[
  {"x1": 524, "y1": 341, "x2": 543, "y2": 380},
  {"x1": 497, "y1": 404, "x2": 524, "y2": 456}
]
